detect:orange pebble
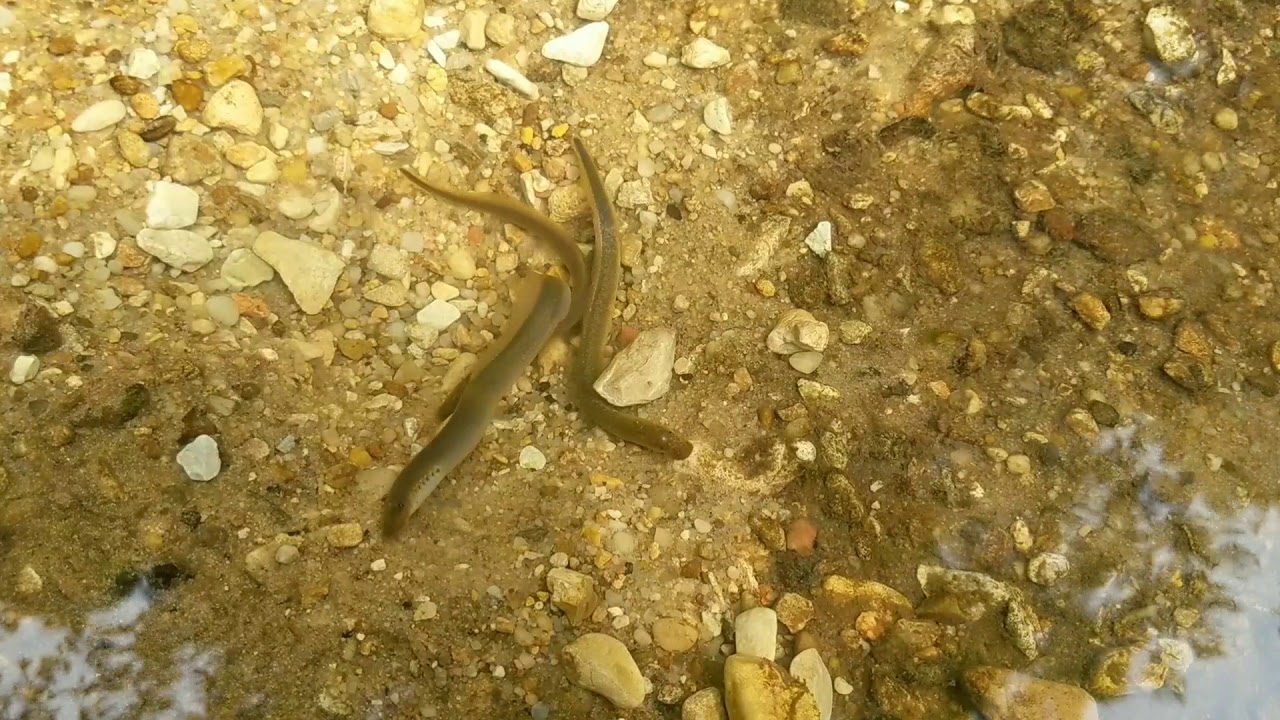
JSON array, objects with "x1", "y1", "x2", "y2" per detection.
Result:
[{"x1": 786, "y1": 518, "x2": 817, "y2": 555}]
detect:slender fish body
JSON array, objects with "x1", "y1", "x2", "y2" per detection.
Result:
[{"x1": 381, "y1": 273, "x2": 572, "y2": 539}]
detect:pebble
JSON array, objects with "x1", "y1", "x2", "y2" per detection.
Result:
[
  {"x1": 1013, "y1": 180, "x2": 1055, "y2": 213},
  {"x1": 652, "y1": 617, "x2": 699, "y2": 653},
  {"x1": 417, "y1": 299, "x2": 462, "y2": 331},
  {"x1": 767, "y1": 309, "x2": 829, "y2": 354},
  {"x1": 790, "y1": 649, "x2": 834, "y2": 720},
  {"x1": 703, "y1": 96, "x2": 732, "y2": 135},
  {"x1": 125, "y1": 48, "x2": 161, "y2": 79},
  {"x1": 593, "y1": 327, "x2": 676, "y2": 406},
  {"x1": 547, "y1": 568, "x2": 598, "y2": 625},
  {"x1": 278, "y1": 195, "x2": 314, "y2": 220},
  {"x1": 461, "y1": 9, "x2": 488, "y2": 50},
  {"x1": 1213, "y1": 107, "x2": 1238, "y2": 131},
  {"x1": 541, "y1": 22, "x2": 610, "y2": 68},
  {"x1": 1069, "y1": 292, "x2": 1110, "y2": 331},
  {"x1": 17, "y1": 566, "x2": 43, "y2": 595},
  {"x1": 518, "y1": 445, "x2": 547, "y2": 470},
  {"x1": 838, "y1": 320, "x2": 872, "y2": 344},
  {"x1": 682, "y1": 687, "x2": 727, "y2": 720},
  {"x1": 90, "y1": 231, "x2": 118, "y2": 259},
  {"x1": 681, "y1": 37, "x2": 731, "y2": 68},
  {"x1": 206, "y1": 295, "x2": 241, "y2": 326},
  {"x1": 963, "y1": 666, "x2": 1099, "y2": 720},
  {"x1": 136, "y1": 228, "x2": 214, "y2": 272},
  {"x1": 221, "y1": 248, "x2": 275, "y2": 290},
  {"x1": 177, "y1": 434, "x2": 221, "y2": 481},
  {"x1": 485, "y1": 12, "x2": 516, "y2": 46},
  {"x1": 367, "y1": 0, "x2": 425, "y2": 41},
  {"x1": 71, "y1": 99, "x2": 127, "y2": 132},
  {"x1": 9, "y1": 354, "x2": 39, "y2": 384},
  {"x1": 577, "y1": 0, "x2": 619, "y2": 21},
  {"x1": 145, "y1": 180, "x2": 200, "y2": 229},
  {"x1": 326, "y1": 523, "x2": 365, "y2": 548},
  {"x1": 563, "y1": 633, "x2": 647, "y2": 709},
  {"x1": 734, "y1": 607, "x2": 778, "y2": 660},
  {"x1": 252, "y1": 231, "x2": 344, "y2": 315},
  {"x1": 275, "y1": 544, "x2": 300, "y2": 565},
  {"x1": 484, "y1": 58, "x2": 540, "y2": 100},
  {"x1": 774, "y1": 593, "x2": 815, "y2": 632},
  {"x1": 723, "y1": 654, "x2": 820, "y2": 720},
  {"x1": 203, "y1": 80, "x2": 264, "y2": 136},
  {"x1": 788, "y1": 351, "x2": 823, "y2": 374},
  {"x1": 804, "y1": 221, "x2": 832, "y2": 257},
  {"x1": 445, "y1": 246, "x2": 477, "y2": 280},
  {"x1": 833, "y1": 677, "x2": 853, "y2": 695},
  {"x1": 1027, "y1": 552, "x2": 1070, "y2": 586},
  {"x1": 1143, "y1": 6, "x2": 1196, "y2": 65},
  {"x1": 368, "y1": 243, "x2": 409, "y2": 279}
]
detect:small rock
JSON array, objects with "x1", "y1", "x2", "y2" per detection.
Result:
[
  {"x1": 964, "y1": 666, "x2": 1099, "y2": 720},
  {"x1": 221, "y1": 248, "x2": 275, "y2": 290},
  {"x1": 206, "y1": 295, "x2": 241, "y2": 326},
  {"x1": 734, "y1": 607, "x2": 778, "y2": 660},
  {"x1": 577, "y1": 0, "x2": 619, "y2": 21},
  {"x1": 90, "y1": 231, "x2": 118, "y2": 259},
  {"x1": 485, "y1": 12, "x2": 516, "y2": 46},
  {"x1": 703, "y1": 96, "x2": 732, "y2": 135},
  {"x1": 145, "y1": 180, "x2": 200, "y2": 229},
  {"x1": 519, "y1": 445, "x2": 547, "y2": 470},
  {"x1": 541, "y1": 22, "x2": 611, "y2": 67},
  {"x1": 368, "y1": 0, "x2": 425, "y2": 41},
  {"x1": 804, "y1": 221, "x2": 832, "y2": 257},
  {"x1": 1013, "y1": 180, "x2": 1055, "y2": 213},
  {"x1": 177, "y1": 434, "x2": 221, "y2": 481},
  {"x1": 563, "y1": 633, "x2": 646, "y2": 709},
  {"x1": 460, "y1": 9, "x2": 488, "y2": 50},
  {"x1": 652, "y1": 618, "x2": 699, "y2": 653},
  {"x1": 593, "y1": 327, "x2": 676, "y2": 406},
  {"x1": 363, "y1": 280, "x2": 409, "y2": 307},
  {"x1": 1069, "y1": 292, "x2": 1110, "y2": 331},
  {"x1": 774, "y1": 593, "x2": 815, "y2": 632},
  {"x1": 484, "y1": 58, "x2": 540, "y2": 100},
  {"x1": 326, "y1": 523, "x2": 365, "y2": 548},
  {"x1": 368, "y1": 243, "x2": 409, "y2": 279},
  {"x1": 723, "y1": 654, "x2": 821, "y2": 720},
  {"x1": 445, "y1": 246, "x2": 477, "y2": 279},
  {"x1": 203, "y1": 79, "x2": 264, "y2": 136},
  {"x1": 790, "y1": 649, "x2": 834, "y2": 720},
  {"x1": 1144, "y1": 7, "x2": 1196, "y2": 66},
  {"x1": 768, "y1": 309, "x2": 829, "y2": 354},
  {"x1": 788, "y1": 351, "x2": 823, "y2": 374},
  {"x1": 17, "y1": 566, "x2": 44, "y2": 594},
  {"x1": 275, "y1": 544, "x2": 300, "y2": 565},
  {"x1": 1212, "y1": 107, "x2": 1238, "y2": 131},
  {"x1": 1027, "y1": 552, "x2": 1070, "y2": 586},
  {"x1": 164, "y1": 134, "x2": 223, "y2": 184},
  {"x1": 838, "y1": 320, "x2": 872, "y2": 344},
  {"x1": 125, "y1": 48, "x2": 161, "y2": 79},
  {"x1": 9, "y1": 355, "x2": 39, "y2": 384},
  {"x1": 682, "y1": 37, "x2": 731, "y2": 69},
  {"x1": 252, "y1": 231, "x2": 344, "y2": 314},
  {"x1": 547, "y1": 568, "x2": 598, "y2": 625},
  {"x1": 682, "y1": 687, "x2": 727, "y2": 720},
  {"x1": 417, "y1": 299, "x2": 462, "y2": 331},
  {"x1": 278, "y1": 195, "x2": 314, "y2": 219},
  {"x1": 71, "y1": 99, "x2": 127, "y2": 132},
  {"x1": 136, "y1": 228, "x2": 214, "y2": 272},
  {"x1": 822, "y1": 576, "x2": 914, "y2": 618}
]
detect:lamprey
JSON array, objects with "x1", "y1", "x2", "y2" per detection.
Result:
[
  {"x1": 567, "y1": 137, "x2": 693, "y2": 460},
  {"x1": 381, "y1": 272, "x2": 571, "y2": 539}
]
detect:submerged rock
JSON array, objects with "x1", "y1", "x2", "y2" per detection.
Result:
[
  {"x1": 963, "y1": 666, "x2": 1099, "y2": 720},
  {"x1": 563, "y1": 633, "x2": 646, "y2": 709},
  {"x1": 723, "y1": 654, "x2": 820, "y2": 720}
]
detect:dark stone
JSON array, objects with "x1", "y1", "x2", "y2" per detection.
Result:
[
  {"x1": 1074, "y1": 210, "x2": 1161, "y2": 265},
  {"x1": 13, "y1": 302, "x2": 62, "y2": 353}
]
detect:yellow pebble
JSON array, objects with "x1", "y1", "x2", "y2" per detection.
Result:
[
  {"x1": 594, "y1": 550, "x2": 614, "y2": 568},
  {"x1": 581, "y1": 526, "x2": 602, "y2": 546},
  {"x1": 349, "y1": 447, "x2": 373, "y2": 467},
  {"x1": 282, "y1": 156, "x2": 308, "y2": 183},
  {"x1": 551, "y1": 123, "x2": 569, "y2": 138},
  {"x1": 755, "y1": 278, "x2": 777, "y2": 297},
  {"x1": 520, "y1": 126, "x2": 535, "y2": 146},
  {"x1": 171, "y1": 13, "x2": 199, "y2": 33},
  {"x1": 589, "y1": 472, "x2": 622, "y2": 488},
  {"x1": 511, "y1": 152, "x2": 534, "y2": 174}
]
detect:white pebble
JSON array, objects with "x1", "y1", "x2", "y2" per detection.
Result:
[
  {"x1": 371, "y1": 558, "x2": 388, "y2": 572},
  {"x1": 793, "y1": 440, "x2": 817, "y2": 462},
  {"x1": 277, "y1": 195, "x2": 314, "y2": 219},
  {"x1": 71, "y1": 99, "x2": 127, "y2": 132},
  {"x1": 61, "y1": 241, "x2": 85, "y2": 258},
  {"x1": 805, "y1": 221, "x2": 833, "y2": 257},
  {"x1": 834, "y1": 677, "x2": 854, "y2": 695},
  {"x1": 733, "y1": 607, "x2": 778, "y2": 660},
  {"x1": 203, "y1": 79, "x2": 264, "y2": 135},
  {"x1": 145, "y1": 180, "x2": 200, "y2": 229},
  {"x1": 9, "y1": 355, "x2": 39, "y2": 384},
  {"x1": 693, "y1": 518, "x2": 712, "y2": 533},
  {"x1": 367, "y1": 0, "x2": 426, "y2": 41},
  {"x1": 206, "y1": 295, "x2": 241, "y2": 326},
  {"x1": 90, "y1": 231, "x2": 118, "y2": 259},
  {"x1": 125, "y1": 48, "x2": 161, "y2": 79},
  {"x1": 484, "y1": 58, "x2": 540, "y2": 100},
  {"x1": 681, "y1": 38, "x2": 730, "y2": 69},
  {"x1": 136, "y1": 228, "x2": 214, "y2": 272},
  {"x1": 431, "y1": 281, "x2": 460, "y2": 300},
  {"x1": 417, "y1": 299, "x2": 462, "y2": 330},
  {"x1": 703, "y1": 96, "x2": 732, "y2": 135},
  {"x1": 789, "y1": 351, "x2": 823, "y2": 374},
  {"x1": 177, "y1": 434, "x2": 221, "y2": 482},
  {"x1": 642, "y1": 51, "x2": 668, "y2": 68},
  {"x1": 541, "y1": 21, "x2": 610, "y2": 68},
  {"x1": 576, "y1": 0, "x2": 619, "y2": 21},
  {"x1": 519, "y1": 446, "x2": 547, "y2": 470}
]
